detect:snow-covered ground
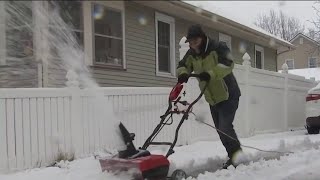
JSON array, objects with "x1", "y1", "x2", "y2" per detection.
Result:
[
  {"x1": 1, "y1": 130, "x2": 320, "y2": 180},
  {"x1": 278, "y1": 68, "x2": 320, "y2": 82}
]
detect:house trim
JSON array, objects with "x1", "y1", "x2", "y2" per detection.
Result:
[
  {"x1": 155, "y1": 12, "x2": 176, "y2": 78},
  {"x1": 290, "y1": 33, "x2": 319, "y2": 46}
]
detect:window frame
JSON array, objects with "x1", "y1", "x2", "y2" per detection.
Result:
[
  {"x1": 254, "y1": 45, "x2": 264, "y2": 69},
  {"x1": 90, "y1": 1, "x2": 126, "y2": 69},
  {"x1": 285, "y1": 59, "x2": 294, "y2": 70},
  {"x1": 308, "y1": 57, "x2": 318, "y2": 68},
  {"x1": 48, "y1": 1, "x2": 84, "y2": 58},
  {"x1": 155, "y1": 12, "x2": 176, "y2": 78}
]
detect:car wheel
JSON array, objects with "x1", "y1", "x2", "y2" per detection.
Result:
[{"x1": 307, "y1": 126, "x2": 320, "y2": 134}]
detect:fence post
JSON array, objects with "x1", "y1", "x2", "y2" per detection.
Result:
[
  {"x1": 66, "y1": 70, "x2": 82, "y2": 157},
  {"x1": 242, "y1": 53, "x2": 253, "y2": 137},
  {"x1": 282, "y1": 63, "x2": 289, "y2": 131}
]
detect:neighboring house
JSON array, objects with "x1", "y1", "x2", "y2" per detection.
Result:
[
  {"x1": 0, "y1": 1, "x2": 294, "y2": 88},
  {"x1": 277, "y1": 33, "x2": 320, "y2": 70}
]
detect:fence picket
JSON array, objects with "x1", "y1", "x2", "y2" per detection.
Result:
[
  {"x1": 51, "y1": 98, "x2": 58, "y2": 159},
  {"x1": 29, "y1": 98, "x2": 39, "y2": 168},
  {"x1": 37, "y1": 98, "x2": 46, "y2": 165},
  {"x1": 57, "y1": 97, "x2": 65, "y2": 152},
  {"x1": 6, "y1": 99, "x2": 16, "y2": 170},
  {"x1": 22, "y1": 98, "x2": 31, "y2": 168},
  {"x1": 44, "y1": 98, "x2": 52, "y2": 163},
  {"x1": 0, "y1": 73, "x2": 317, "y2": 172},
  {"x1": 0, "y1": 99, "x2": 8, "y2": 171}
]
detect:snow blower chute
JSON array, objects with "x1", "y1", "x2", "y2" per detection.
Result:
[{"x1": 99, "y1": 74, "x2": 208, "y2": 180}]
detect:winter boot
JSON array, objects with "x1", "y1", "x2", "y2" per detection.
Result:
[{"x1": 222, "y1": 158, "x2": 234, "y2": 169}]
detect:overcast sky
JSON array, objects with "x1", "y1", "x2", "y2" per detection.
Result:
[{"x1": 185, "y1": 1, "x2": 318, "y2": 31}]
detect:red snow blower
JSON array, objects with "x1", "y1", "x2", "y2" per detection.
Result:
[{"x1": 99, "y1": 74, "x2": 208, "y2": 180}]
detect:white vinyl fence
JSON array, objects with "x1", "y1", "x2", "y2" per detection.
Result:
[
  {"x1": 0, "y1": 57, "x2": 317, "y2": 173},
  {"x1": 0, "y1": 64, "x2": 316, "y2": 172}
]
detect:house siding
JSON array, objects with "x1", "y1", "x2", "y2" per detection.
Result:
[
  {"x1": 92, "y1": 2, "x2": 178, "y2": 87},
  {"x1": 264, "y1": 47, "x2": 277, "y2": 71},
  {"x1": 46, "y1": 58, "x2": 67, "y2": 87},
  {"x1": 91, "y1": 2, "x2": 278, "y2": 87},
  {"x1": 0, "y1": 1, "x2": 280, "y2": 88},
  {"x1": 0, "y1": 58, "x2": 38, "y2": 88},
  {"x1": 277, "y1": 35, "x2": 320, "y2": 70}
]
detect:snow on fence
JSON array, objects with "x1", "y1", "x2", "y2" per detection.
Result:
[{"x1": 0, "y1": 57, "x2": 317, "y2": 173}]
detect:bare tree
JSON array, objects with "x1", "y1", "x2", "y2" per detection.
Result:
[
  {"x1": 254, "y1": 9, "x2": 305, "y2": 41},
  {"x1": 309, "y1": 1, "x2": 320, "y2": 42}
]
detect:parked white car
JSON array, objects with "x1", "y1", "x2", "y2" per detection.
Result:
[{"x1": 306, "y1": 83, "x2": 320, "y2": 134}]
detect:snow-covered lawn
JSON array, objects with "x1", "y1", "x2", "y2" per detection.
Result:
[{"x1": 1, "y1": 130, "x2": 320, "y2": 180}]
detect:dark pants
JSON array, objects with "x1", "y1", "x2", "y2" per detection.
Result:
[{"x1": 210, "y1": 98, "x2": 241, "y2": 159}]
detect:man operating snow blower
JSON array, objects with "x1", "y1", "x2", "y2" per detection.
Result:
[{"x1": 177, "y1": 24, "x2": 242, "y2": 169}]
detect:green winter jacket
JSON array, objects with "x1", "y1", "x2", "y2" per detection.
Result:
[{"x1": 177, "y1": 37, "x2": 235, "y2": 106}]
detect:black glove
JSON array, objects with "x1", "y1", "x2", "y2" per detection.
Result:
[
  {"x1": 178, "y1": 73, "x2": 189, "y2": 83},
  {"x1": 199, "y1": 72, "x2": 211, "y2": 81}
]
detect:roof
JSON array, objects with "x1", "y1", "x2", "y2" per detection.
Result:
[
  {"x1": 290, "y1": 33, "x2": 319, "y2": 45},
  {"x1": 135, "y1": 1, "x2": 294, "y2": 49},
  {"x1": 176, "y1": 1, "x2": 294, "y2": 48}
]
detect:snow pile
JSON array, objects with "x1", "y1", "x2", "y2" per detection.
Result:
[
  {"x1": 167, "y1": 133, "x2": 320, "y2": 178},
  {"x1": 308, "y1": 82, "x2": 320, "y2": 94},
  {"x1": 286, "y1": 68, "x2": 320, "y2": 81},
  {"x1": 1, "y1": 130, "x2": 320, "y2": 180}
]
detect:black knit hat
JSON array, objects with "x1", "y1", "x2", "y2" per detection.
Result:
[{"x1": 185, "y1": 24, "x2": 206, "y2": 43}]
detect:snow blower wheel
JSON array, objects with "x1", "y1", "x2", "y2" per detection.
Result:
[
  {"x1": 306, "y1": 125, "x2": 320, "y2": 134},
  {"x1": 170, "y1": 169, "x2": 187, "y2": 180}
]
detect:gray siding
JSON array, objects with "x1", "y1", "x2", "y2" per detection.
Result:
[
  {"x1": 231, "y1": 36, "x2": 254, "y2": 65},
  {"x1": 0, "y1": 58, "x2": 38, "y2": 88},
  {"x1": 47, "y1": 57, "x2": 67, "y2": 87},
  {"x1": 47, "y1": 1, "x2": 279, "y2": 88},
  {"x1": 0, "y1": 1, "x2": 279, "y2": 88},
  {"x1": 264, "y1": 47, "x2": 277, "y2": 71},
  {"x1": 92, "y1": 2, "x2": 178, "y2": 87}
]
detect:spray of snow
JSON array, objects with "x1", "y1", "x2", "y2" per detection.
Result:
[
  {"x1": 239, "y1": 42, "x2": 247, "y2": 54},
  {"x1": 138, "y1": 16, "x2": 147, "y2": 25},
  {"x1": 4, "y1": 2, "x2": 126, "y2": 157}
]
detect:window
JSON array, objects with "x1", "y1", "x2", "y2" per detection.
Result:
[
  {"x1": 93, "y1": 3, "x2": 124, "y2": 67},
  {"x1": 255, "y1": 45, "x2": 264, "y2": 69},
  {"x1": 5, "y1": 1, "x2": 33, "y2": 59},
  {"x1": 48, "y1": 1, "x2": 83, "y2": 57},
  {"x1": 219, "y1": 33, "x2": 232, "y2": 51},
  {"x1": 285, "y1": 59, "x2": 294, "y2": 70},
  {"x1": 309, "y1": 57, "x2": 318, "y2": 68},
  {"x1": 299, "y1": 37, "x2": 303, "y2": 44},
  {"x1": 56, "y1": 1, "x2": 84, "y2": 46},
  {"x1": 155, "y1": 12, "x2": 175, "y2": 77}
]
